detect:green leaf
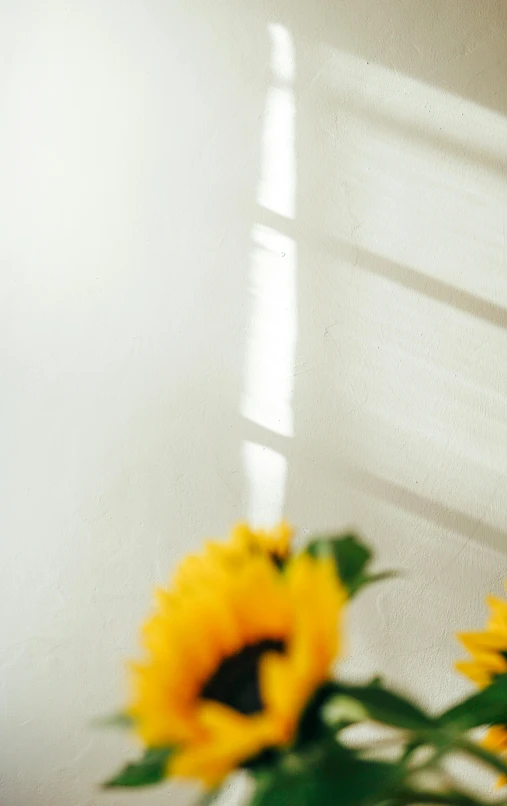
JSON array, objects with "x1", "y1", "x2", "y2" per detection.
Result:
[
  {"x1": 321, "y1": 695, "x2": 369, "y2": 727},
  {"x1": 93, "y1": 711, "x2": 134, "y2": 729},
  {"x1": 249, "y1": 743, "x2": 402, "y2": 806},
  {"x1": 306, "y1": 534, "x2": 370, "y2": 592},
  {"x1": 306, "y1": 534, "x2": 391, "y2": 596},
  {"x1": 336, "y1": 680, "x2": 435, "y2": 731},
  {"x1": 296, "y1": 680, "x2": 434, "y2": 748},
  {"x1": 440, "y1": 673, "x2": 507, "y2": 730},
  {"x1": 362, "y1": 570, "x2": 400, "y2": 587},
  {"x1": 103, "y1": 747, "x2": 174, "y2": 788}
]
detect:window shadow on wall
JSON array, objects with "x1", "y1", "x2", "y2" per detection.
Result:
[{"x1": 250, "y1": 1, "x2": 507, "y2": 559}]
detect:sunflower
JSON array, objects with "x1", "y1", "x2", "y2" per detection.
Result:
[
  {"x1": 457, "y1": 593, "x2": 507, "y2": 786},
  {"x1": 128, "y1": 537, "x2": 346, "y2": 787}
]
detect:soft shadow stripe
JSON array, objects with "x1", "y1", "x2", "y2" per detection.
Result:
[{"x1": 257, "y1": 206, "x2": 507, "y2": 331}]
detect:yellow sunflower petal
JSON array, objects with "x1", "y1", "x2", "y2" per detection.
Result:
[
  {"x1": 459, "y1": 631, "x2": 507, "y2": 655},
  {"x1": 455, "y1": 660, "x2": 495, "y2": 688},
  {"x1": 260, "y1": 650, "x2": 307, "y2": 741},
  {"x1": 484, "y1": 725, "x2": 507, "y2": 753},
  {"x1": 456, "y1": 628, "x2": 507, "y2": 688},
  {"x1": 231, "y1": 520, "x2": 293, "y2": 560},
  {"x1": 171, "y1": 703, "x2": 281, "y2": 787},
  {"x1": 289, "y1": 555, "x2": 346, "y2": 676},
  {"x1": 269, "y1": 520, "x2": 293, "y2": 555}
]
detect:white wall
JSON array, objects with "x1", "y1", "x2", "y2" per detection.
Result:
[{"x1": 2, "y1": 2, "x2": 507, "y2": 803}]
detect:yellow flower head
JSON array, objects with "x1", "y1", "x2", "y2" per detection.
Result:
[
  {"x1": 456, "y1": 595, "x2": 507, "y2": 688},
  {"x1": 128, "y1": 528, "x2": 345, "y2": 787},
  {"x1": 457, "y1": 591, "x2": 507, "y2": 788}
]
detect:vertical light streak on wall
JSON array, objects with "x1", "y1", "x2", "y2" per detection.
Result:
[
  {"x1": 243, "y1": 442, "x2": 288, "y2": 526},
  {"x1": 257, "y1": 24, "x2": 296, "y2": 219},
  {"x1": 242, "y1": 24, "x2": 297, "y2": 526}
]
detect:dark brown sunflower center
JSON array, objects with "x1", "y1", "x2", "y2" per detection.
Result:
[{"x1": 201, "y1": 639, "x2": 285, "y2": 715}]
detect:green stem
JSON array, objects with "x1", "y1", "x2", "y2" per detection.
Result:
[
  {"x1": 399, "y1": 739, "x2": 424, "y2": 766},
  {"x1": 457, "y1": 738, "x2": 507, "y2": 779},
  {"x1": 409, "y1": 746, "x2": 449, "y2": 775}
]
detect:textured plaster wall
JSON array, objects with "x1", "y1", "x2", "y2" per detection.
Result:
[{"x1": 2, "y1": 1, "x2": 507, "y2": 803}]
